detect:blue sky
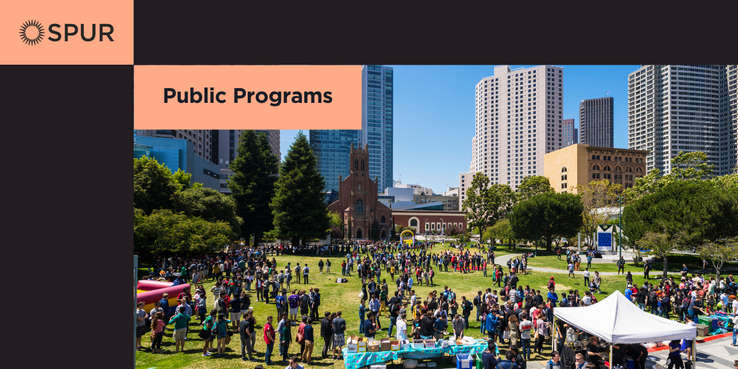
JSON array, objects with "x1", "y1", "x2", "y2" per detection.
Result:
[{"x1": 280, "y1": 65, "x2": 640, "y2": 193}]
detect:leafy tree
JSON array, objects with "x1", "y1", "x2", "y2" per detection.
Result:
[
  {"x1": 488, "y1": 219, "x2": 516, "y2": 248},
  {"x1": 712, "y1": 168, "x2": 738, "y2": 192},
  {"x1": 461, "y1": 173, "x2": 515, "y2": 235},
  {"x1": 172, "y1": 169, "x2": 201, "y2": 191},
  {"x1": 173, "y1": 186, "x2": 243, "y2": 236},
  {"x1": 576, "y1": 179, "x2": 623, "y2": 247},
  {"x1": 328, "y1": 212, "x2": 343, "y2": 240},
  {"x1": 134, "y1": 156, "x2": 179, "y2": 215},
  {"x1": 508, "y1": 192, "x2": 583, "y2": 251},
  {"x1": 636, "y1": 231, "x2": 677, "y2": 278},
  {"x1": 670, "y1": 151, "x2": 714, "y2": 181},
  {"x1": 270, "y1": 132, "x2": 331, "y2": 246},
  {"x1": 446, "y1": 225, "x2": 463, "y2": 237},
  {"x1": 134, "y1": 209, "x2": 235, "y2": 257},
  {"x1": 229, "y1": 130, "x2": 279, "y2": 246},
  {"x1": 697, "y1": 237, "x2": 738, "y2": 282},
  {"x1": 623, "y1": 180, "x2": 738, "y2": 276},
  {"x1": 516, "y1": 175, "x2": 554, "y2": 203}
]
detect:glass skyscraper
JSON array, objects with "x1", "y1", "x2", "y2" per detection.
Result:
[
  {"x1": 309, "y1": 129, "x2": 360, "y2": 192},
  {"x1": 361, "y1": 65, "x2": 394, "y2": 192}
]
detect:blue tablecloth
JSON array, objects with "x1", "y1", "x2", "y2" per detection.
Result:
[{"x1": 341, "y1": 340, "x2": 489, "y2": 369}]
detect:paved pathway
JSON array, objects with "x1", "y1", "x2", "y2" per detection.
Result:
[
  {"x1": 494, "y1": 253, "x2": 623, "y2": 276},
  {"x1": 646, "y1": 335, "x2": 738, "y2": 369}
]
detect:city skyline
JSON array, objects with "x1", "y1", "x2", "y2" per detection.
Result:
[{"x1": 281, "y1": 65, "x2": 650, "y2": 194}]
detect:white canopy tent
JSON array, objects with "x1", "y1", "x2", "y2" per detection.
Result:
[{"x1": 553, "y1": 290, "x2": 697, "y2": 366}]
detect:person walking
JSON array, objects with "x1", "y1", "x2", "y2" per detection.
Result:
[
  {"x1": 617, "y1": 257, "x2": 625, "y2": 275},
  {"x1": 667, "y1": 339, "x2": 684, "y2": 369}
]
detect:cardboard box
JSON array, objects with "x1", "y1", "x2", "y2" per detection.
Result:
[
  {"x1": 380, "y1": 338, "x2": 392, "y2": 351},
  {"x1": 413, "y1": 339, "x2": 425, "y2": 349},
  {"x1": 695, "y1": 324, "x2": 709, "y2": 337},
  {"x1": 358, "y1": 346, "x2": 367, "y2": 352},
  {"x1": 391, "y1": 340, "x2": 401, "y2": 351},
  {"x1": 424, "y1": 338, "x2": 436, "y2": 348},
  {"x1": 371, "y1": 365, "x2": 387, "y2": 369},
  {"x1": 368, "y1": 343, "x2": 381, "y2": 352}
]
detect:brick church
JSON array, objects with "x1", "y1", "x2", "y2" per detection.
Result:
[{"x1": 327, "y1": 144, "x2": 392, "y2": 240}]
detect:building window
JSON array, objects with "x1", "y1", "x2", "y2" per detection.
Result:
[
  {"x1": 381, "y1": 216, "x2": 386, "y2": 224},
  {"x1": 561, "y1": 166, "x2": 567, "y2": 173},
  {"x1": 356, "y1": 199, "x2": 364, "y2": 215},
  {"x1": 410, "y1": 219, "x2": 418, "y2": 227}
]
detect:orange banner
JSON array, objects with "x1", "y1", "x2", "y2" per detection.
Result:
[
  {"x1": 134, "y1": 65, "x2": 362, "y2": 130},
  {"x1": 0, "y1": 0, "x2": 133, "y2": 65}
]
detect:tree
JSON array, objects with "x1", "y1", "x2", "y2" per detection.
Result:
[
  {"x1": 462, "y1": 172, "x2": 515, "y2": 235},
  {"x1": 134, "y1": 156, "x2": 179, "y2": 215},
  {"x1": 134, "y1": 209, "x2": 235, "y2": 257},
  {"x1": 623, "y1": 180, "x2": 738, "y2": 245},
  {"x1": 488, "y1": 219, "x2": 516, "y2": 248},
  {"x1": 576, "y1": 179, "x2": 623, "y2": 247},
  {"x1": 697, "y1": 237, "x2": 738, "y2": 282},
  {"x1": 173, "y1": 186, "x2": 243, "y2": 236},
  {"x1": 229, "y1": 130, "x2": 279, "y2": 246},
  {"x1": 172, "y1": 168, "x2": 201, "y2": 191},
  {"x1": 712, "y1": 168, "x2": 738, "y2": 192},
  {"x1": 636, "y1": 231, "x2": 676, "y2": 278},
  {"x1": 270, "y1": 132, "x2": 331, "y2": 246},
  {"x1": 516, "y1": 175, "x2": 554, "y2": 203},
  {"x1": 670, "y1": 151, "x2": 714, "y2": 181},
  {"x1": 446, "y1": 225, "x2": 463, "y2": 237},
  {"x1": 508, "y1": 192, "x2": 583, "y2": 251},
  {"x1": 328, "y1": 212, "x2": 343, "y2": 240},
  {"x1": 623, "y1": 180, "x2": 738, "y2": 277}
]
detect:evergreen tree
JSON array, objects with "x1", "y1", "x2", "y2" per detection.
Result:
[
  {"x1": 270, "y1": 132, "x2": 331, "y2": 246},
  {"x1": 228, "y1": 130, "x2": 279, "y2": 244}
]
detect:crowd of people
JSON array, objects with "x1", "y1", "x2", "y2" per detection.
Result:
[{"x1": 136, "y1": 241, "x2": 738, "y2": 369}]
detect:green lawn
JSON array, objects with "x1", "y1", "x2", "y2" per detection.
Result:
[
  {"x1": 524, "y1": 251, "x2": 734, "y2": 276},
  {"x1": 133, "y1": 249, "x2": 671, "y2": 369}
]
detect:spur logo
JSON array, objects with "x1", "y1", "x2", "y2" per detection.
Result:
[{"x1": 19, "y1": 20, "x2": 114, "y2": 45}]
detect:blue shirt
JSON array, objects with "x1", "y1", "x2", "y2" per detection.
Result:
[
  {"x1": 275, "y1": 295, "x2": 286, "y2": 307},
  {"x1": 434, "y1": 318, "x2": 446, "y2": 334},
  {"x1": 625, "y1": 288, "x2": 633, "y2": 301},
  {"x1": 369, "y1": 299, "x2": 381, "y2": 312},
  {"x1": 304, "y1": 324, "x2": 314, "y2": 342}
]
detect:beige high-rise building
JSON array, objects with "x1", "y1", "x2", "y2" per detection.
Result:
[
  {"x1": 543, "y1": 144, "x2": 647, "y2": 194},
  {"x1": 461, "y1": 65, "x2": 564, "y2": 204}
]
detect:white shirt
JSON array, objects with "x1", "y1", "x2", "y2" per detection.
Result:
[
  {"x1": 732, "y1": 299, "x2": 738, "y2": 314},
  {"x1": 583, "y1": 270, "x2": 590, "y2": 278},
  {"x1": 396, "y1": 319, "x2": 408, "y2": 341}
]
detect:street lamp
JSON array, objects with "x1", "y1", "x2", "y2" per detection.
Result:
[
  {"x1": 440, "y1": 218, "x2": 444, "y2": 241},
  {"x1": 425, "y1": 218, "x2": 428, "y2": 243},
  {"x1": 617, "y1": 195, "x2": 624, "y2": 260},
  {"x1": 534, "y1": 204, "x2": 539, "y2": 257}
]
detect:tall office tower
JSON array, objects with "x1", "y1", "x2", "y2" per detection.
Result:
[
  {"x1": 361, "y1": 65, "x2": 394, "y2": 192},
  {"x1": 210, "y1": 130, "x2": 280, "y2": 167},
  {"x1": 579, "y1": 97, "x2": 614, "y2": 147},
  {"x1": 309, "y1": 129, "x2": 360, "y2": 192},
  {"x1": 628, "y1": 65, "x2": 737, "y2": 175},
  {"x1": 724, "y1": 65, "x2": 737, "y2": 174},
  {"x1": 468, "y1": 65, "x2": 564, "y2": 191},
  {"x1": 135, "y1": 130, "x2": 212, "y2": 161},
  {"x1": 562, "y1": 119, "x2": 578, "y2": 147}
]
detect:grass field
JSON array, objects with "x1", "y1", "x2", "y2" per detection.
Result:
[
  {"x1": 133, "y1": 246, "x2": 666, "y2": 369},
  {"x1": 523, "y1": 250, "x2": 736, "y2": 276}
]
